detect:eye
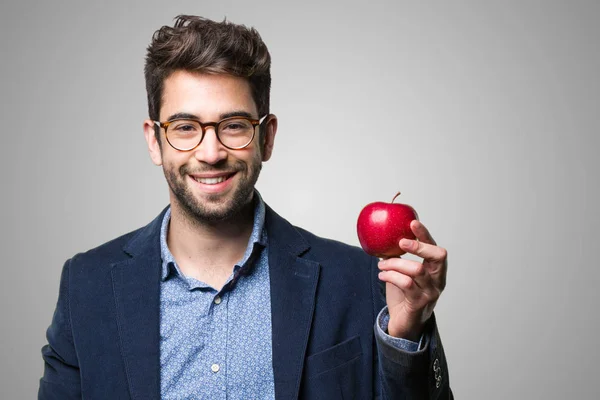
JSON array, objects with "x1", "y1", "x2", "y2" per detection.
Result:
[
  {"x1": 221, "y1": 119, "x2": 252, "y2": 132},
  {"x1": 225, "y1": 123, "x2": 244, "y2": 130},
  {"x1": 171, "y1": 120, "x2": 200, "y2": 134}
]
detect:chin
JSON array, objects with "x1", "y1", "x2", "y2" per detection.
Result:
[{"x1": 178, "y1": 187, "x2": 254, "y2": 223}]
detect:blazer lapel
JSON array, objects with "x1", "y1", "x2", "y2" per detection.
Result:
[
  {"x1": 110, "y1": 208, "x2": 167, "y2": 400},
  {"x1": 109, "y1": 205, "x2": 319, "y2": 400},
  {"x1": 266, "y1": 206, "x2": 320, "y2": 400}
]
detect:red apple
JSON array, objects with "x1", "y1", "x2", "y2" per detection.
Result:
[{"x1": 357, "y1": 192, "x2": 419, "y2": 258}]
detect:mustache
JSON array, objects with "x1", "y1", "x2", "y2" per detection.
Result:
[{"x1": 180, "y1": 160, "x2": 246, "y2": 175}]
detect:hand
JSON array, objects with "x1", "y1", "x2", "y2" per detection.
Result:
[{"x1": 377, "y1": 219, "x2": 448, "y2": 340}]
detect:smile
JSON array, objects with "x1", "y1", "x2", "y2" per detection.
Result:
[
  {"x1": 189, "y1": 172, "x2": 236, "y2": 188},
  {"x1": 194, "y1": 176, "x2": 228, "y2": 185}
]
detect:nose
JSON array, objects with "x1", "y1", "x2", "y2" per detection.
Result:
[{"x1": 194, "y1": 127, "x2": 228, "y2": 165}]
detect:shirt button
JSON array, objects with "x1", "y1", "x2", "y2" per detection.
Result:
[
  {"x1": 211, "y1": 363, "x2": 220, "y2": 373},
  {"x1": 214, "y1": 296, "x2": 222, "y2": 305}
]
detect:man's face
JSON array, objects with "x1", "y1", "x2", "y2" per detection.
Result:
[{"x1": 143, "y1": 70, "x2": 276, "y2": 223}]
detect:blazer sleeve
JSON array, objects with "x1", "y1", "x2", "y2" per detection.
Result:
[
  {"x1": 38, "y1": 258, "x2": 82, "y2": 400},
  {"x1": 371, "y1": 257, "x2": 454, "y2": 400}
]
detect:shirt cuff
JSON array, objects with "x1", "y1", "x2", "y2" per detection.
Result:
[{"x1": 375, "y1": 306, "x2": 424, "y2": 352}]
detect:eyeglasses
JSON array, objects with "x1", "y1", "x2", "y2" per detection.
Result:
[{"x1": 154, "y1": 115, "x2": 267, "y2": 151}]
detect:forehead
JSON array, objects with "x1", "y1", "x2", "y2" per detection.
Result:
[{"x1": 160, "y1": 70, "x2": 258, "y2": 119}]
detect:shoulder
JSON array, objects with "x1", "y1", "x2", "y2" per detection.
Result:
[
  {"x1": 291, "y1": 225, "x2": 382, "y2": 296},
  {"x1": 264, "y1": 203, "x2": 376, "y2": 267},
  {"x1": 66, "y1": 207, "x2": 167, "y2": 274},
  {"x1": 295, "y1": 225, "x2": 372, "y2": 262},
  {"x1": 66, "y1": 227, "x2": 141, "y2": 273},
  {"x1": 72, "y1": 228, "x2": 139, "y2": 262}
]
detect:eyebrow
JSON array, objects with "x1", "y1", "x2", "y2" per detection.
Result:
[{"x1": 165, "y1": 110, "x2": 255, "y2": 122}]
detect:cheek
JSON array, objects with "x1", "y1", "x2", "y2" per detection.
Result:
[
  {"x1": 161, "y1": 150, "x2": 188, "y2": 167},
  {"x1": 247, "y1": 150, "x2": 263, "y2": 171},
  {"x1": 161, "y1": 157, "x2": 189, "y2": 179}
]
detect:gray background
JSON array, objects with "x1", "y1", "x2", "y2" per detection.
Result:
[{"x1": 1, "y1": 0, "x2": 598, "y2": 399}]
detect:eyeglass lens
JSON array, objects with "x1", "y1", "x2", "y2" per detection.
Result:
[{"x1": 166, "y1": 118, "x2": 255, "y2": 150}]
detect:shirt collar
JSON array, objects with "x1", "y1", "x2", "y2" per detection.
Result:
[{"x1": 159, "y1": 190, "x2": 267, "y2": 281}]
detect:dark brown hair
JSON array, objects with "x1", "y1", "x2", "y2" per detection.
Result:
[{"x1": 144, "y1": 15, "x2": 271, "y2": 141}]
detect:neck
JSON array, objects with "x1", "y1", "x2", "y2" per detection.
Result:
[{"x1": 167, "y1": 199, "x2": 256, "y2": 279}]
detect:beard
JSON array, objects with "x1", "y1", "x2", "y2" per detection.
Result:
[{"x1": 163, "y1": 155, "x2": 262, "y2": 224}]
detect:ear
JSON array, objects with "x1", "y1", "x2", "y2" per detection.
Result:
[
  {"x1": 143, "y1": 119, "x2": 163, "y2": 166},
  {"x1": 261, "y1": 114, "x2": 278, "y2": 162}
]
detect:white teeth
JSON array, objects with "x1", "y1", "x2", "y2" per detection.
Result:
[{"x1": 195, "y1": 176, "x2": 227, "y2": 185}]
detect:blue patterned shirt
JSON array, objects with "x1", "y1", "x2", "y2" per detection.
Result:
[
  {"x1": 159, "y1": 193, "x2": 419, "y2": 398},
  {"x1": 159, "y1": 193, "x2": 275, "y2": 399}
]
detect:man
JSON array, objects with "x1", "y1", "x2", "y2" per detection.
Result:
[{"x1": 39, "y1": 15, "x2": 452, "y2": 399}]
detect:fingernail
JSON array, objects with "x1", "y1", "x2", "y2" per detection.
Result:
[{"x1": 400, "y1": 238, "x2": 411, "y2": 248}]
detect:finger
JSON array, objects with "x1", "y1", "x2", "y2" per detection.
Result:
[
  {"x1": 378, "y1": 271, "x2": 436, "y2": 307},
  {"x1": 410, "y1": 220, "x2": 437, "y2": 246},
  {"x1": 399, "y1": 238, "x2": 448, "y2": 263},
  {"x1": 378, "y1": 258, "x2": 426, "y2": 279},
  {"x1": 378, "y1": 270, "x2": 421, "y2": 293}
]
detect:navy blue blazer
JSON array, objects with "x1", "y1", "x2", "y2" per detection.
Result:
[{"x1": 39, "y1": 205, "x2": 452, "y2": 399}]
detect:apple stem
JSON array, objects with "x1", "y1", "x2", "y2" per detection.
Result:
[{"x1": 392, "y1": 191, "x2": 401, "y2": 203}]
